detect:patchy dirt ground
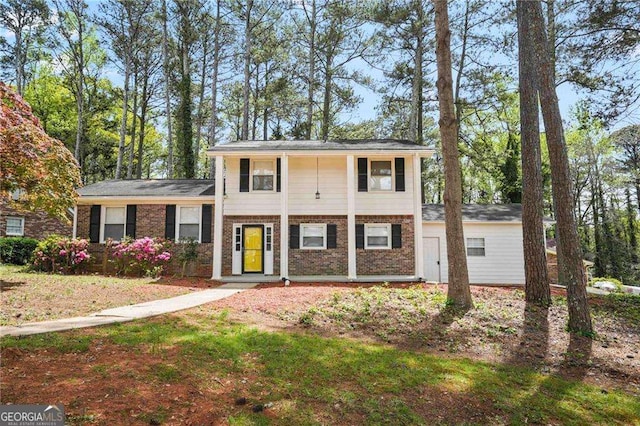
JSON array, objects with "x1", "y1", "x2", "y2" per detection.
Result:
[
  {"x1": 210, "y1": 283, "x2": 640, "y2": 393},
  {"x1": 0, "y1": 267, "x2": 205, "y2": 326},
  {"x1": 1, "y1": 281, "x2": 639, "y2": 425}
]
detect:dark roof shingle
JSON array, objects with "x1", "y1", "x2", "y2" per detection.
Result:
[
  {"x1": 77, "y1": 180, "x2": 215, "y2": 198},
  {"x1": 422, "y1": 204, "x2": 523, "y2": 222},
  {"x1": 209, "y1": 139, "x2": 432, "y2": 152}
]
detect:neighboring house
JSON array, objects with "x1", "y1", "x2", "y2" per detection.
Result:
[
  {"x1": 74, "y1": 139, "x2": 530, "y2": 283},
  {"x1": 0, "y1": 198, "x2": 72, "y2": 239}
]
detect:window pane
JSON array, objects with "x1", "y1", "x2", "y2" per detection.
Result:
[
  {"x1": 467, "y1": 238, "x2": 485, "y2": 248},
  {"x1": 253, "y1": 160, "x2": 274, "y2": 175},
  {"x1": 104, "y1": 224, "x2": 124, "y2": 241},
  {"x1": 467, "y1": 247, "x2": 485, "y2": 256},
  {"x1": 253, "y1": 175, "x2": 274, "y2": 191},
  {"x1": 367, "y1": 226, "x2": 389, "y2": 237},
  {"x1": 303, "y1": 225, "x2": 324, "y2": 237},
  {"x1": 6, "y1": 218, "x2": 23, "y2": 235},
  {"x1": 303, "y1": 236, "x2": 324, "y2": 247},
  {"x1": 371, "y1": 176, "x2": 392, "y2": 191},
  {"x1": 371, "y1": 161, "x2": 392, "y2": 176},
  {"x1": 367, "y1": 236, "x2": 388, "y2": 247},
  {"x1": 179, "y1": 224, "x2": 200, "y2": 240},
  {"x1": 105, "y1": 207, "x2": 125, "y2": 224},
  {"x1": 180, "y1": 207, "x2": 200, "y2": 224}
]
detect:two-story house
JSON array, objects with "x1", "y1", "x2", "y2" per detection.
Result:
[{"x1": 74, "y1": 139, "x2": 527, "y2": 283}]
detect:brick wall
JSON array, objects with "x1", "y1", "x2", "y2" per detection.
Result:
[
  {"x1": 0, "y1": 201, "x2": 71, "y2": 238},
  {"x1": 222, "y1": 215, "x2": 280, "y2": 276},
  {"x1": 77, "y1": 203, "x2": 214, "y2": 277},
  {"x1": 288, "y1": 215, "x2": 348, "y2": 276},
  {"x1": 356, "y1": 215, "x2": 415, "y2": 276}
]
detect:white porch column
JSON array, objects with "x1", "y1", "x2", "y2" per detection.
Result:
[
  {"x1": 72, "y1": 206, "x2": 78, "y2": 239},
  {"x1": 212, "y1": 155, "x2": 224, "y2": 280},
  {"x1": 280, "y1": 153, "x2": 289, "y2": 278},
  {"x1": 347, "y1": 155, "x2": 357, "y2": 279},
  {"x1": 413, "y1": 154, "x2": 424, "y2": 279}
]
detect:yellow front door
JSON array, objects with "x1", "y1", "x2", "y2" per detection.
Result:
[{"x1": 243, "y1": 226, "x2": 263, "y2": 273}]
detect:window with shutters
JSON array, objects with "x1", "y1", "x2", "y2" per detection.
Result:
[
  {"x1": 177, "y1": 206, "x2": 201, "y2": 242},
  {"x1": 365, "y1": 224, "x2": 391, "y2": 249},
  {"x1": 466, "y1": 238, "x2": 486, "y2": 256},
  {"x1": 300, "y1": 224, "x2": 326, "y2": 249},
  {"x1": 252, "y1": 159, "x2": 275, "y2": 191},
  {"x1": 6, "y1": 217, "x2": 24, "y2": 236},
  {"x1": 370, "y1": 160, "x2": 393, "y2": 191},
  {"x1": 103, "y1": 207, "x2": 126, "y2": 241}
]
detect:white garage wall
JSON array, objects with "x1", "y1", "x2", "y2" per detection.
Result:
[{"x1": 423, "y1": 222, "x2": 525, "y2": 284}]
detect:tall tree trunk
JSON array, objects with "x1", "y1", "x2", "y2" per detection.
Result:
[
  {"x1": 136, "y1": 72, "x2": 148, "y2": 179},
  {"x1": 626, "y1": 188, "x2": 638, "y2": 261},
  {"x1": 517, "y1": 0, "x2": 550, "y2": 306},
  {"x1": 127, "y1": 72, "x2": 139, "y2": 179},
  {"x1": 434, "y1": 0, "x2": 472, "y2": 310},
  {"x1": 305, "y1": 0, "x2": 316, "y2": 140},
  {"x1": 161, "y1": 0, "x2": 174, "y2": 178},
  {"x1": 195, "y1": 34, "x2": 209, "y2": 175},
  {"x1": 207, "y1": 0, "x2": 222, "y2": 178},
  {"x1": 115, "y1": 62, "x2": 130, "y2": 179},
  {"x1": 15, "y1": 31, "x2": 23, "y2": 96},
  {"x1": 241, "y1": 0, "x2": 253, "y2": 141},
  {"x1": 546, "y1": 0, "x2": 556, "y2": 86},
  {"x1": 321, "y1": 55, "x2": 332, "y2": 140},
  {"x1": 410, "y1": 0, "x2": 424, "y2": 144},
  {"x1": 527, "y1": 0, "x2": 592, "y2": 334},
  {"x1": 453, "y1": 0, "x2": 469, "y2": 134}
]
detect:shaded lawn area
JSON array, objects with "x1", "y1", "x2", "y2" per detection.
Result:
[
  {"x1": 2, "y1": 303, "x2": 639, "y2": 425},
  {"x1": 0, "y1": 265, "x2": 195, "y2": 326}
]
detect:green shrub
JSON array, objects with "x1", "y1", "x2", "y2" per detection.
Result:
[
  {"x1": 589, "y1": 277, "x2": 623, "y2": 292},
  {"x1": 0, "y1": 237, "x2": 38, "y2": 265}
]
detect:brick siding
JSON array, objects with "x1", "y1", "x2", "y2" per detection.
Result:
[
  {"x1": 288, "y1": 215, "x2": 348, "y2": 275},
  {"x1": 0, "y1": 200, "x2": 71, "y2": 238},
  {"x1": 77, "y1": 203, "x2": 214, "y2": 277},
  {"x1": 356, "y1": 215, "x2": 415, "y2": 276}
]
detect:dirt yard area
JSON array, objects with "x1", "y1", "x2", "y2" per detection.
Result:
[{"x1": 0, "y1": 266, "x2": 208, "y2": 326}]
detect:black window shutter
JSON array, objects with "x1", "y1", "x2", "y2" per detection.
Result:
[
  {"x1": 201, "y1": 204, "x2": 213, "y2": 243},
  {"x1": 356, "y1": 224, "x2": 365, "y2": 249},
  {"x1": 89, "y1": 205, "x2": 101, "y2": 243},
  {"x1": 240, "y1": 158, "x2": 250, "y2": 192},
  {"x1": 327, "y1": 224, "x2": 337, "y2": 249},
  {"x1": 165, "y1": 205, "x2": 176, "y2": 240},
  {"x1": 395, "y1": 158, "x2": 405, "y2": 192},
  {"x1": 289, "y1": 224, "x2": 300, "y2": 249},
  {"x1": 357, "y1": 158, "x2": 368, "y2": 192},
  {"x1": 392, "y1": 224, "x2": 402, "y2": 248},
  {"x1": 276, "y1": 158, "x2": 281, "y2": 192},
  {"x1": 125, "y1": 205, "x2": 137, "y2": 238}
]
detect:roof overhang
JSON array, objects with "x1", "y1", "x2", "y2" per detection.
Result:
[
  {"x1": 207, "y1": 149, "x2": 434, "y2": 158},
  {"x1": 77, "y1": 196, "x2": 215, "y2": 205}
]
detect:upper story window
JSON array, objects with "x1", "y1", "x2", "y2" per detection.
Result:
[
  {"x1": 104, "y1": 206, "x2": 125, "y2": 241},
  {"x1": 252, "y1": 160, "x2": 275, "y2": 191},
  {"x1": 177, "y1": 206, "x2": 201, "y2": 241},
  {"x1": 365, "y1": 224, "x2": 391, "y2": 249},
  {"x1": 370, "y1": 160, "x2": 393, "y2": 191},
  {"x1": 6, "y1": 217, "x2": 24, "y2": 236},
  {"x1": 300, "y1": 224, "x2": 326, "y2": 249},
  {"x1": 467, "y1": 238, "x2": 486, "y2": 256}
]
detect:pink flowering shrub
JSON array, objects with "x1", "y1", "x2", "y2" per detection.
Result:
[
  {"x1": 33, "y1": 234, "x2": 91, "y2": 274},
  {"x1": 110, "y1": 237, "x2": 173, "y2": 277}
]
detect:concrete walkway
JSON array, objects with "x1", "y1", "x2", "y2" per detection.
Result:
[{"x1": 0, "y1": 282, "x2": 257, "y2": 338}]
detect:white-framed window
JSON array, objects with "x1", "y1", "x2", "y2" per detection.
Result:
[
  {"x1": 252, "y1": 159, "x2": 275, "y2": 191},
  {"x1": 177, "y1": 205, "x2": 201, "y2": 242},
  {"x1": 370, "y1": 159, "x2": 393, "y2": 191},
  {"x1": 103, "y1": 206, "x2": 126, "y2": 241},
  {"x1": 6, "y1": 217, "x2": 25, "y2": 236},
  {"x1": 467, "y1": 238, "x2": 486, "y2": 256},
  {"x1": 300, "y1": 224, "x2": 327, "y2": 249},
  {"x1": 365, "y1": 224, "x2": 391, "y2": 249}
]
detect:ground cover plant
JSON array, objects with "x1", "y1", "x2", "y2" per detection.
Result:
[
  {"x1": 0, "y1": 265, "x2": 194, "y2": 326},
  {"x1": 1, "y1": 282, "x2": 639, "y2": 425}
]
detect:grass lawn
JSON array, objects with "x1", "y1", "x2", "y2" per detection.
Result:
[
  {"x1": 1, "y1": 284, "x2": 639, "y2": 425},
  {"x1": 0, "y1": 265, "x2": 195, "y2": 326}
]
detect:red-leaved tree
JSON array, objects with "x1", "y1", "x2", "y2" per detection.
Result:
[{"x1": 0, "y1": 81, "x2": 81, "y2": 219}]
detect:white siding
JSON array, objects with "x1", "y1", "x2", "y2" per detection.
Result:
[
  {"x1": 422, "y1": 222, "x2": 525, "y2": 284},
  {"x1": 288, "y1": 156, "x2": 347, "y2": 215},
  {"x1": 355, "y1": 155, "x2": 414, "y2": 215},
  {"x1": 225, "y1": 157, "x2": 281, "y2": 215}
]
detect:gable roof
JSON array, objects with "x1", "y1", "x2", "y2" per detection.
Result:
[
  {"x1": 422, "y1": 204, "x2": 524, "y2": 222},
  {"x1": 77, "y1": 179, "x2": 215, "y2": 198},
  {"x1": 208, "y1": 139, "x2": 433, "y2": 153}
]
